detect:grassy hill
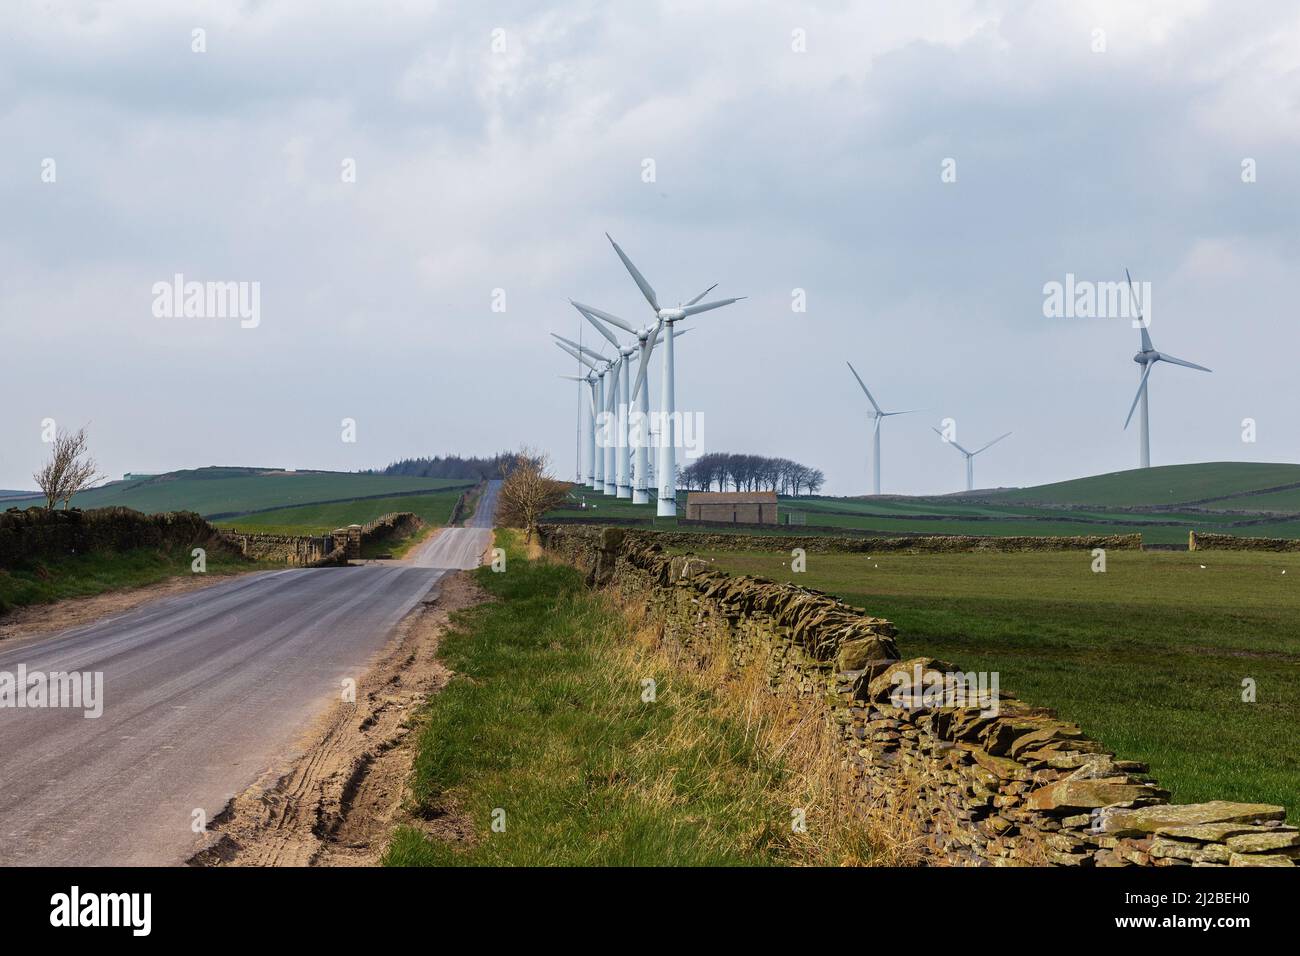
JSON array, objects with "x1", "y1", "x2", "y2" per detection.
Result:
[
  {"x1": 984, "y1": 462, "x2": 1300, "y2": 509},
  {"x1": 550, "y1": 463, "x2": 1300, "y2": 545},
  {"x1": 1, "y1": 467, "x2": 475, "y2": 519}
]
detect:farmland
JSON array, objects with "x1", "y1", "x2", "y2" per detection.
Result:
[
  {"x1": 215, "y1": 489, "x2": 467, "y2": 537},
  {"x1": 693, "y1": 546, "x2": 1300, "y2": 815}
]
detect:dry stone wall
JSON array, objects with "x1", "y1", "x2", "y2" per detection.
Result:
[
  {"x1": 538, "y1": 524, "x2": 1296, "y2": 867},
  {"x1": 578, "y1": 528, "x2": 1143, "y2": 555},
  {"x1": 219, "y1": 530, "x2": 342, "y2": 566},
  {"x1": 1189, "y1": 530, "x2": 1300, "y2": 552},
  {"x1": 1, "y1": 506, "x2": 230, "y2": 568}
]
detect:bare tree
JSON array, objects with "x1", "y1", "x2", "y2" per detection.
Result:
[
  {"x1": 32, "y1": 426, "x2": 104, "y2": 511},
  {"x1": 496, "y1": 447, "x2": 569, "y2": 543}
]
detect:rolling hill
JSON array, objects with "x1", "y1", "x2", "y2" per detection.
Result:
[
  {"x1": 551, "y1": 463, "x2": 1300, "y2": 545},
  {"x1": 2, "y1": 467, "x2": 475, "y2": 519},
  {"x1": 981, "y1": 462, "x2": 1300, "y2": 510}
]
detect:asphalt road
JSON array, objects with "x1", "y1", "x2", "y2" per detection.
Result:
[{"x1": 0, "y1": 481, "x2": 498, "y2": 866}]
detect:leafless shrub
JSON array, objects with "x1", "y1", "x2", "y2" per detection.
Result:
[
  {"x1": 496, "y1": 447, "x2": 569, "y2": 543},
  {"x1": 32, "y1": 426, "x2": 105, "y2": 511}
]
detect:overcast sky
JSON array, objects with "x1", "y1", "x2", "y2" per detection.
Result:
[{"x1": 3, "y1": 0, "x2": 1299, "y2": 496}]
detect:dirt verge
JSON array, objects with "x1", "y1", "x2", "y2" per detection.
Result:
[
  {"x1": 187, "y1": 570, "x2": 488, "y2": 867},
  {"x1": 0, "y1": 570, "x2": 257, "y2": 643}
]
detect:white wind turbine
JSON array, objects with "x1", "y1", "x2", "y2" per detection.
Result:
[
  {"x1": 846, "y1": 361, "x2": 921, "y2": 495},
  {"x1": 552, "y1": 335, "x2": 610, "y2": 491},
  {"x1": 604, "y1": 234, "x2": 744, "y2": 516},
  {"x1": 571, "y1": 300, "x2": 692, "y2": 505},
  {"x1": 557, "y1": 366, "x2": 599, "y2": 490},
  {"x1": 571, "y1": 303, "x2": 638, "y2": 499},
  {"x1": 932, "y1": 427, "x2": 1012, "y2": 492},
  {"x1": 1122, "y1": 269, "x2": 1212, "y2": 469}
]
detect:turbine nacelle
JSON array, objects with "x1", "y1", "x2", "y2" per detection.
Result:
[{"x1": 657, "y1": 307, "x2": 686, "y2": 321}]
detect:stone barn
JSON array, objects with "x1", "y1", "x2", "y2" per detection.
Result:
[{"x1": 685, "y1": 491, "x2": 779, "y2": 525}]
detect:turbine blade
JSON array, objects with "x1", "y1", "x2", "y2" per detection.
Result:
[
  {"x1": 1155, "y1": 351, "x2": 1212, "y2": 373},
  {"x1": 554, "y1": 340, "x2": 600, "y2": 371},
  {"x1": 680, "y1": 296, "x2": 744, "y2": 317},
  {"x1": 606, "y1": 233, "x2": 659, "y2": 312},
  {"x1": 605, "y1": 358, "x2": 622, "y2": 410},
  {"x1": 685, "y1": 283, "x2": 718, "y2": 306},
  {"x1": 550, "y1": 332, "x2": 604, "y2": 360},
  {"x1": 578, "y1": 308, "x2": 622, "y2": 349},
  {"x1": 632, "y1": 318, "x2": 664, "y2": 400},
  {"x1": 846, "y1": 361, "x2": 884, "y2": 414},
  {"x1": 1124, "y1": 362, "x2": 1155, "y2": 429},
  {"x1": 570, "y1": 300, "x2": 637, "y2": 334},
  {"x1": 973, "y1": 432, "x2": 1012, "y2": 455},
  {"x1": 1125, "y1": 268, "x2": 1154, "y2": 352}
]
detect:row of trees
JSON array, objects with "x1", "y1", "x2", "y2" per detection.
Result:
[
  {"x1": 372, "y1": 453, "x2": 519, "y2": 480},
  {"x1": 679, "y1": 452, "x2": 825, "y2": 497}
]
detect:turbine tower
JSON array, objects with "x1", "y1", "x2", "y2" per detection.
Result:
[
  {"x1": 932, "y1": 427, "x2": 1011, "y2": 491},
  {"x1": 1122, "y1": 269, "x2": 1212, "y2": 468},
  {"x1": 604, "y1": 234, "x2": 744, "y2": 517},
  {"x1": 572, "y1": 300, "x2": 692, "y2": 505},
  {"x1": 552, "y1": 335, "x2": 610, "y2": 491},
  {"x1": 846, "y1": 361, "x2": 920, "y2": 495}
]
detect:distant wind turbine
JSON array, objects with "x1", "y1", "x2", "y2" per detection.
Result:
[
  {"x1": 846, "y1": 361, "x2": 920, "y2": 495},
  {"x1": 552, "y1": 335, "x2": 609, "y2": 491},
  {"x1": 1122, "y1": 269, "x2": 1211, "y2": 468},
  {"x1": 932, "y1": 427, "x2": 1012, "y2": 492}
]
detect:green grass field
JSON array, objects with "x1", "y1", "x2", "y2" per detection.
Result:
[
  {"x1": 215, "y1": 490, "x2": 466, "y2": 537},
  {"x1": 695, "y1": 547, "x2": 1300, "y2": 815},
  {"x1": 550, "y1": 463, "x2": 1300, "y2": 544},
  {"x1": 2, "y1": 467, "x2": 473, "y2": 519}
]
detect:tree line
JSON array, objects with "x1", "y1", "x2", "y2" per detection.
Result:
[
  {"x1": 679, "y1": 453, "x2": 825, "y2": 497},
  {"x1": 370, "y1": 453, "x2": 518, "y2": 481}
]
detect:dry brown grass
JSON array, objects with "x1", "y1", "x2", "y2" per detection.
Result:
[{"x1": 609, "y1": 597, "x2": 925, "y2": 866}]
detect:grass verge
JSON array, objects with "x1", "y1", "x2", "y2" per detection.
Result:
[
  {"x1": 0, "y1": 545, "x2": 260, "y2": 615},
  {"x1": 383, "y1": 530, "x2": 882, "y2": 866}
]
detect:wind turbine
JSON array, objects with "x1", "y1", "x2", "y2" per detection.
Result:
[
  {"x1": 571, "y1": 300, "x2": 691, "y2": 505},
  {"x1": 571, "y1": 302, "x2": 638, "y2": 498},
  {"x1": 1122, "y1": 269, "x2": 1212, "y2": 469},
  {"x1": 559, "y1": 368, "x2": 599, "y2": 490},
  {"x1": 846, "y1": 361, "x2": 921, "y2": 495},
  {"x1": 932, "y1": 427, "x2": 1012, "y2": 492},
  {"x1": 552, "y1": 335, "x2": 609, "y2": 491},
  {"x1": 604, "y1": 234, "x2": 744, "y2": 516}
]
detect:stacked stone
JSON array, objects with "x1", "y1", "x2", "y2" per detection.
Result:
[{"x1": 537, "y1": 523, "x2": 1295, "y2": 867}]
